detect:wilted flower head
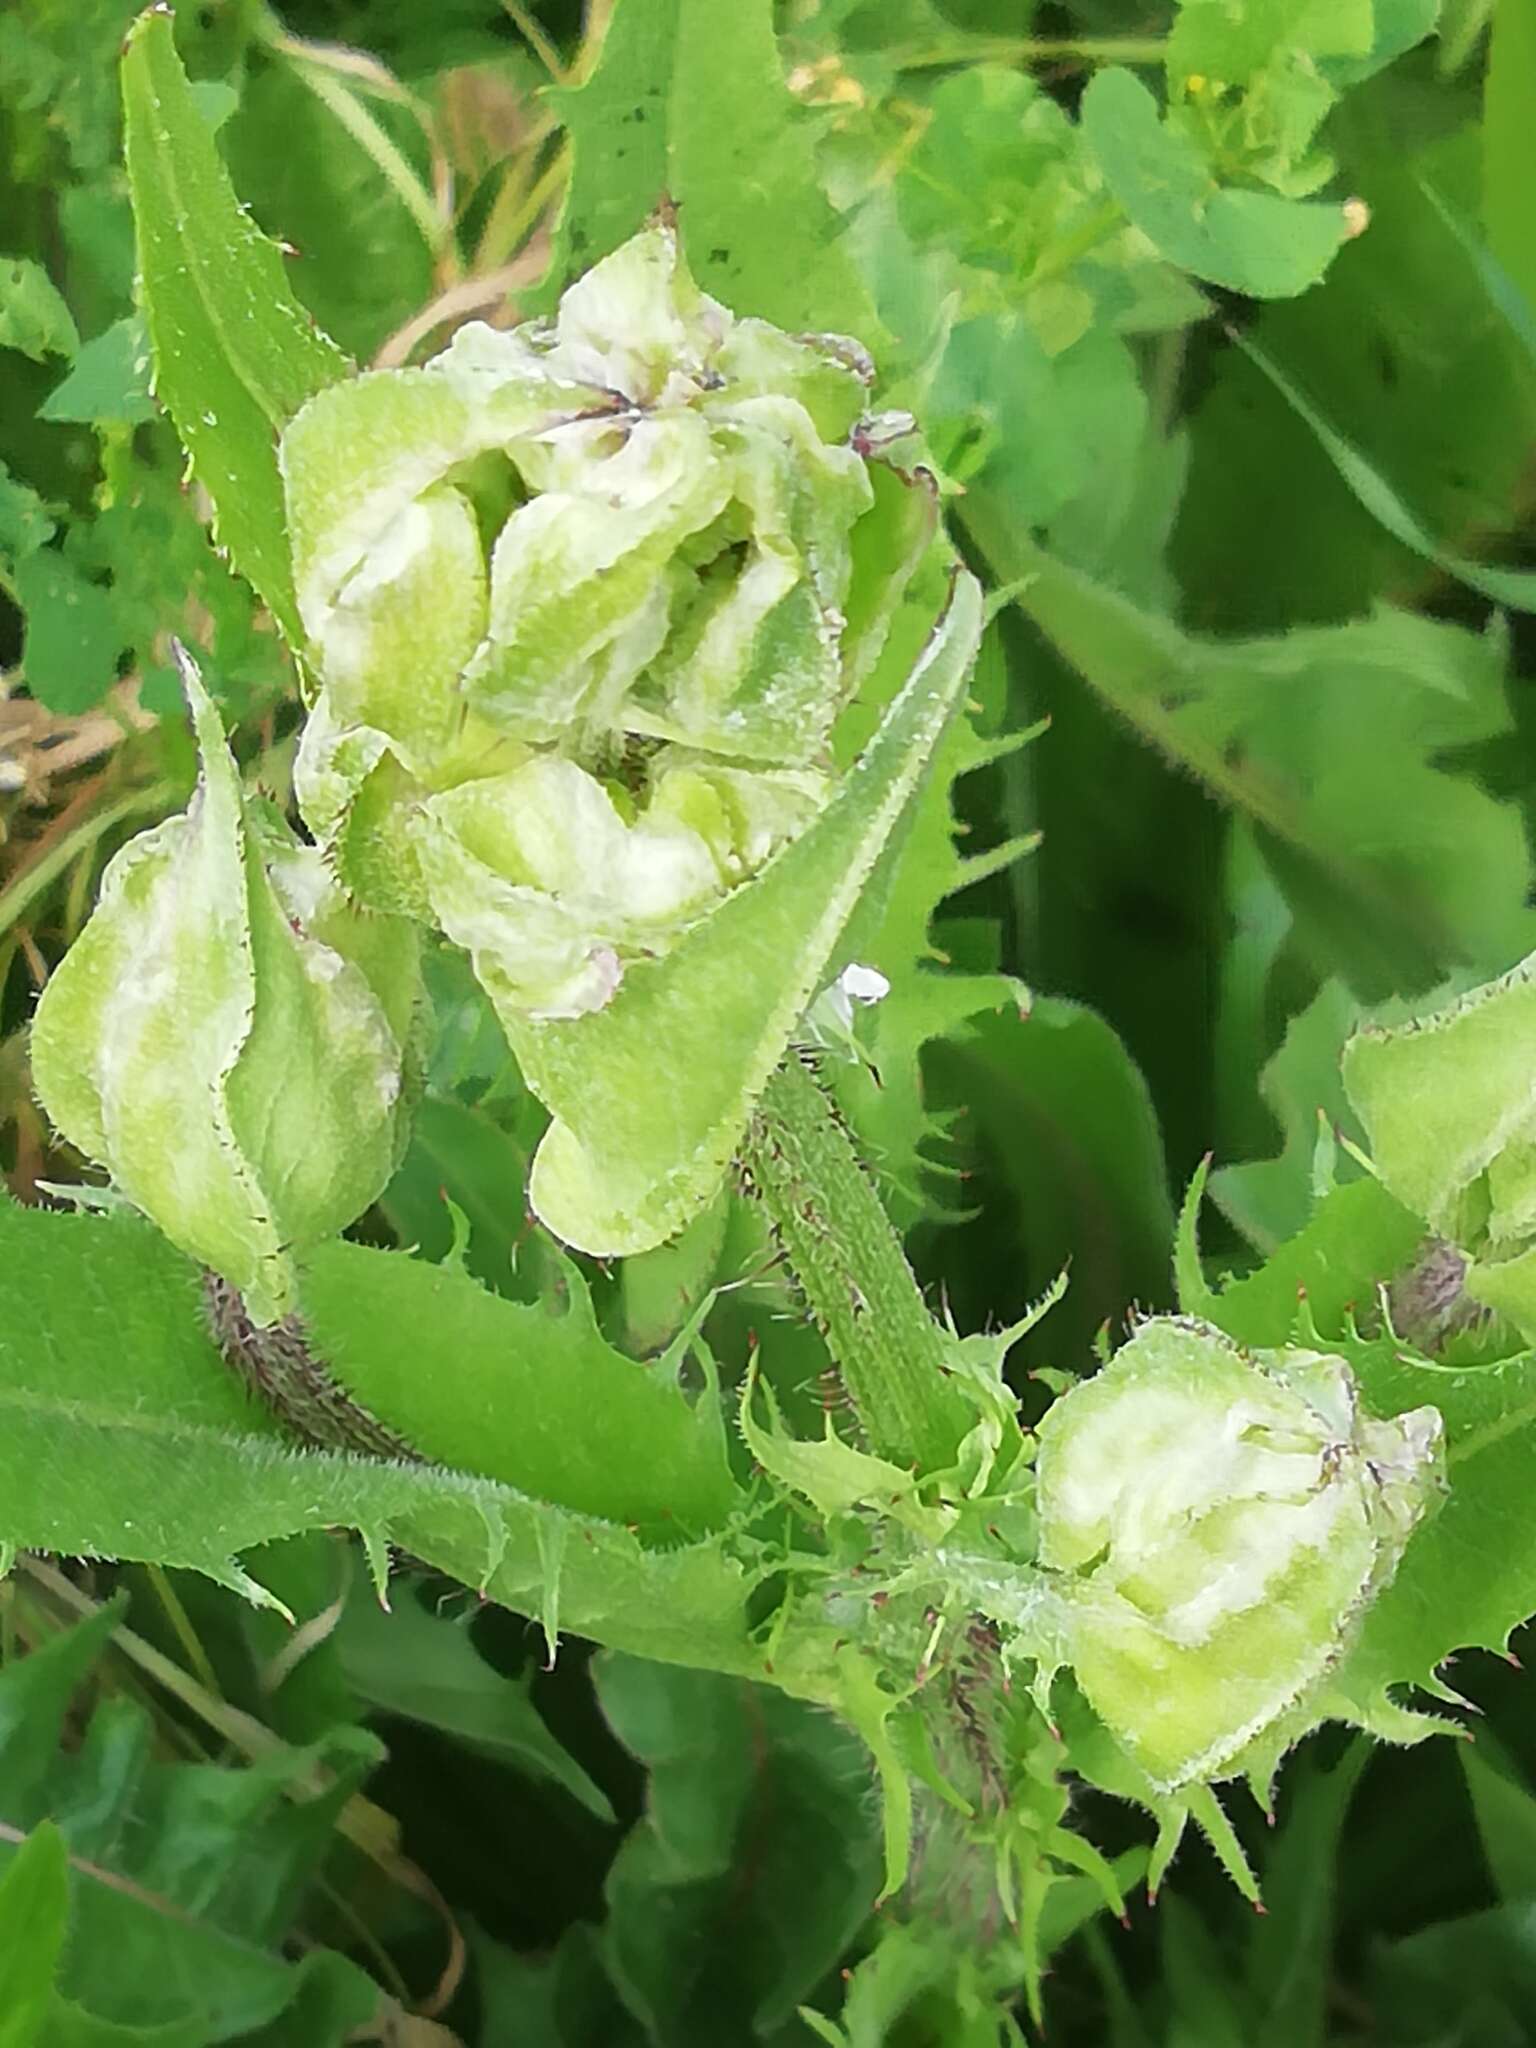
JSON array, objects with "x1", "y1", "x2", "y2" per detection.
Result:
[{"x1": 280, "y1": 221, "x2": 914, "y2": 1019}]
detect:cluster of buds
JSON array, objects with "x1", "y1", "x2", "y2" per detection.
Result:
[
  {"x1": 285, "y1": 223, "x2": 889, "y2": 1021},
  {"x1": 31, "y1": 225, "x2": 923, "y2": 1313}
]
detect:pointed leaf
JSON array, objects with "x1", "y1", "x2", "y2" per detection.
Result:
[
  {"x1": 121, "y1": 9, "x2": 348, "y2": 644},
  {"x1": 511, "y1": 566, "x2": 984, "y2": 1255},
  {"x1": 297, "y1": 1237, "x2": 742, "y2": 1538},
  {"x1": 0, "y1": 1204, "x2": 756, "y2": 1676},
  {"x1": 0, "y1": 1823, "x2": 69, "y2": 2045}
]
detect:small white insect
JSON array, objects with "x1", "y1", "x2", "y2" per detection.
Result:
[{"x1": 800, "y1": 961, "x2": 891, "y2": 1065}]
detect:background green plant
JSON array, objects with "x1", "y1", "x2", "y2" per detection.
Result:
[{"x1": 5, "y1": 0, "x2": 1536, "y2": 2041}]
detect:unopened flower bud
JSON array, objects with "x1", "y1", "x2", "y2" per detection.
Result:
[
  {"x1": 414, "y1": 750, "x2": 827, "y2": 1020},
  {"x1": 30, "y1": 649, "x2": 420, "y2": 1324},
  {"x1": 1035, "y1": 1319, "x2": 1442, "y2": 1788},
  {"x1": 1343, "y1": 960, "x2": 1536, "y2": 1258}
]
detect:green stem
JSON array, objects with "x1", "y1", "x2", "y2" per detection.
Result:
[
  {"x1": 742, "y1": 1057, "x2": 971, "y2": 1474},
  {"x1": 0, "y1": 781, "x2": 177, "y2": 944},
  {"x1": 145, "y1": 1563, "x2": 222, "y2": 1700}
]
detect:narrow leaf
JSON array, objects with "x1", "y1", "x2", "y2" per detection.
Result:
[
  {"x1": 0, "y1": 1823, "x2": 69, "y2": 2047},
  {"x1": 121, "y1": 9, "x2": 348, "y2": 644},
  {"x1": 1237, "y1": 328, "x2": 1536, "y2": 611}
]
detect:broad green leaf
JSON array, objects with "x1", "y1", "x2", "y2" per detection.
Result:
[
  {"x1": 1365, "y1": 1902, "x2": 1536, "y2": 2041},
  {"x1": 0, "y1": 256, "x2": 80, "y2": 361},
  {"x1": 544, "y1": 0, "x2": 879, "y2": 341},
  {"x1": 298, "y1": 1237, "x2": 741, "y2": 1537},
  {"x1": 595, "y1": 1654, "x2": 881, "y2": 2042},
  {"x1": 511, "y1": 566, "x2": 984, "y2": 1256},
  {"x1": 334, "y1": 1577, "x2": 614, "y2": 1820},
  {"x1": 37, "y1": 317, "x2": 154, "y2": 426},
  {"x1": 1212, "y1": 980, "x2": 1365, "y2": 1253},
  {"x1": 980, "y1": 534, "x2": 1535, "y2": 996},
  {"x1": 0, "y1": 1203, "x2": 756, "y2": 1674},
  {"x1": 1341, "y1": 958, "x2": 1536, "y2": 1251},
  {"x1": 473, "y1": 1923, "x2": 635, "y2": 2048},
  {"x1": 1080, "y1": 69, "x2": 1352, "y2": 298},
  {"x1": 1327, "y1": 1335, "x2": 1536, "y2": 1737},
  {"x1": 14, "y1": 551, "x2": 128, "y2": 714},
  {"x1": 1183, "y1": 1174, "x2": 1426, "y2": 1353},
  {"x1": 1168, "y1": 0, "x2": 1375, "y2": 77},
  {"x1": 1463, "y1": 1737, "x2": 1536, "y2": 1902},
  {"x1": 0, "y1": 461, "x2": 54, "y2": 567},
  {"x1": 0, "y1": 1823, "x2": 69, "y2": 2048},
  {"x1": 121, "y1": 9, "x2": 348, "y2": 645},
  {"x1": 922, "y1": 998, "x2": 1175, "y2": 1365}
]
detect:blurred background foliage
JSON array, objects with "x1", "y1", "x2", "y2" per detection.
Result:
[{"x1": 5, "y1": 0, "x2": 1536, "y2": 2041}]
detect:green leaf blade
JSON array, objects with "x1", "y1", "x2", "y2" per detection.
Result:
[
  {"x1": 543, "y1": 0, "x2": 879, "y2": 342},
  {"x1": 121, "y1": 9, "x2": 348, "y2": 645},
  {"x1": 514, "y1": 566, "x2": 985, "y2": 1257},
  {"x1": 1081, "y1": 68, "x2": 1351, "y2": 299},
  {"x1": 298, "y1": 1238, "x2": 743, "y2": 1538},
  {"x1": 0, "y1": 1823, "x2": 69, "y2": 2048}
]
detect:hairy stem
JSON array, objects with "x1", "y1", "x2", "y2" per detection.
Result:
[
  {"x1": 202, "y1": 1273, "x2": 420, "y2": 1461},
  {"x1": 741, "y1": 1055, "x2": 971, "y2": 1473}
]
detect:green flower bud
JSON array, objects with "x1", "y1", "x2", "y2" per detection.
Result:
[
  {"x1": 279, "y1": 220, "x2": 886, "y2": 950},
  {"x1": 415, "y1": 750, "x2": 827, "y2": 1019},
  {"x1": 1035, "y1": 1319, "x2": 1442, "y2": 1789},
  {"x1": 1340, "y1": 960, "x2": 1536, "y2": 1338},
  {"x1": 1343, "y1": 959, "x2": 1536, "y2": 1260},
  {"x1": 30, "y1": 649, "x2": 421, "y2": 1324}
]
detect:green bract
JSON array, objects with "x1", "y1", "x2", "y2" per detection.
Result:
[
  {"x1": 30, "y1": 649, "x2": 421, "y2": 1325},
  {"x1": 1034, "y1": 1319, "x2": 1442, "y2": 1789},
  {"x1": 282, "y1": 222, "x2": 882, "y2": 1020},
  {"x1": 1342, "y1": 957, "x2": 1536, "y2": 1334}
]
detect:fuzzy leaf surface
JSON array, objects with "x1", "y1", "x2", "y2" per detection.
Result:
[
  {"x1": 0, "y1": 1203, "x2": 755, "y2": 1674},
  {"x1": 121, "y1": 10, "x2": 348, "y2": 644},
  {"x1": 510, "y1": 567, "x2": 984, "y2": 1256}
]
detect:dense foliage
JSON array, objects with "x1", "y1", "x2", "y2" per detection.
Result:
[{"x1": 5, "y1": 0, "x2": 1536, "y2": 2042}]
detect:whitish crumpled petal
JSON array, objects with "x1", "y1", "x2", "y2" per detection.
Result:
[
  {"x1": 464, "y1": 412, "x2": 732, "y2": 738},
  {"x1": 542, "y1": 224, "x2": 730, "y2": 404}
]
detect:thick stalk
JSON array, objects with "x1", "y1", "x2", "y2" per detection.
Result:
[{"x1": 742, "y1": 1056, "x2": 971, "y2": 1473}]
